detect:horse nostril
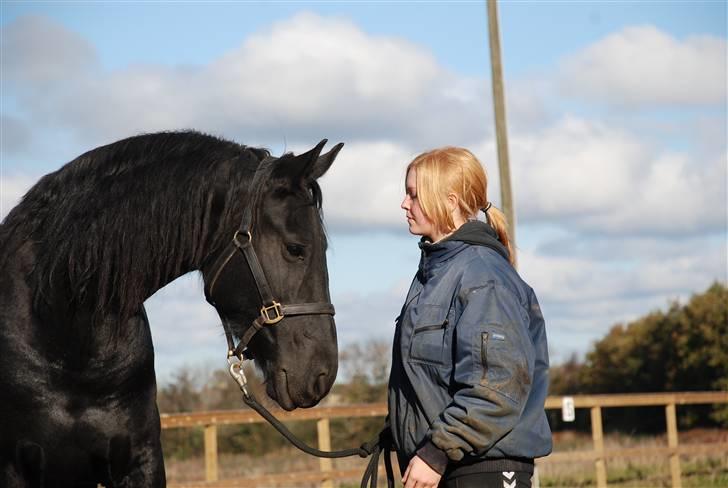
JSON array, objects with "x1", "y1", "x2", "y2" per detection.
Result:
[{"x1": 316, "y1": 372, "x2": 330, "y2": 396}]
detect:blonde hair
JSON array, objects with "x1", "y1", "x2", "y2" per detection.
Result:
[{"x1": 407, "y1": 147, "x2": 514, "y2": 265}]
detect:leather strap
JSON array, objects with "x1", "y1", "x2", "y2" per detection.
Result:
[
  {"x1": 282, "y1": 303, "x2": 335, "y2": 316},
  {"x1": 233, "y1": 229, "x2": 275, "y2": 307}
]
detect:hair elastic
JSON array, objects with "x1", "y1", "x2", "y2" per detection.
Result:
[{"x1": 481, "y1": 202, "x2": 492, "y2": 213}]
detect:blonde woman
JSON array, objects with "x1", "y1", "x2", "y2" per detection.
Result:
[{"x1": 388, "y1": 147, "x2": 552, "y2": 488}]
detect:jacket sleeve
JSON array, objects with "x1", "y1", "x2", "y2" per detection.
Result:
[{"x1": 418, "y1": 282, "x2": 536, "y2": 465}]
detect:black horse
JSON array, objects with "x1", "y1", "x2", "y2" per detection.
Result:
[{"x1": 0, "y1": 131, "x2": 343, "y2": 487}]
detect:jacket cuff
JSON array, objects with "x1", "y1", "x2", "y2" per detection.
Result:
[{"x1": 416, "y1": 440, "x2": 448, "y2": 475}]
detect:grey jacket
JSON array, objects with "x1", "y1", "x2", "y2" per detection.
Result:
[{"x1": 387, "y1": 221, "x2": 552, "y2": 476}]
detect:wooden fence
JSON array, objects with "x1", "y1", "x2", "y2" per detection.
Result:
[{"x1": 162, "y1": 391, "x2": 728, "y2": 488}]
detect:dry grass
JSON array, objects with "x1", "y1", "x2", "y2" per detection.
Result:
[
  {"x1": 165, "y1": 429, "x2": 728, "y2": 487},
  {"x1": 165, "y1": 447, "x2": 375, "y2": 486},
  {"x1": 538, "y1": 429, "x2": 728, "y2": 487}
]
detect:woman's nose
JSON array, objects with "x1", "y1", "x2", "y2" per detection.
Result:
[{"x1": 401, "y1": 196, "x2": 409, "y2": 210}]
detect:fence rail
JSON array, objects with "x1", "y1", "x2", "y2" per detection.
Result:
[{"x1": 163, "y1": 391, "x2": 728, "y2": 488}]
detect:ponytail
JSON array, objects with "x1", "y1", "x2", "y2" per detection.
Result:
[{"x1": 485, "y1": 205, "x2": 515, "y2": 266}]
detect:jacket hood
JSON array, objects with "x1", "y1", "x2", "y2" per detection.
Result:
[{"x1": 420, "y1": 220, "x2": 510, "y2": 262}]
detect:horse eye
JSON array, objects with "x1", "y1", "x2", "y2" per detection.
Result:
[{"x1": 286, "y1": 243, "x2": 306, "y2": 259}]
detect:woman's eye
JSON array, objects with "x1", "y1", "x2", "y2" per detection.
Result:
[{"x1": 286, "y1": 243, "x2": 306, "y2": 259}]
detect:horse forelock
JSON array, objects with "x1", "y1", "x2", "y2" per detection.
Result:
[
  {"x1": 5, "y1": 130, "x2": 270, "y2": 326},
  {"x1": 249, "y1": 154, "x2": 328, "y2": 243}
]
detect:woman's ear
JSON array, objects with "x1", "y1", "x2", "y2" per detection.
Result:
[
  {"x1": 446, "y1": 193, "x2": 459, "y2": 212},
  {"x1": 447, "y1": 193, "x2": 468, "y2": 227}
]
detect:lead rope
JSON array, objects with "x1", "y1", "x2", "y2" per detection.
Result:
[{"x1": 228, "y1": 356, "x2": 394, "y2": 488}]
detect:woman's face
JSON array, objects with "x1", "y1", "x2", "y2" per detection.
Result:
[{"x1": 401, "y1": 168, "x2": 438, "y2": 240}]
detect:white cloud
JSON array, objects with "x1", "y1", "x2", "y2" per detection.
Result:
[
  {"x1": 559, "y1": 25, "x2": 727, "y2": 107},
  {"x1": 518, "y1": 240, "x2": 726, "y2": 362},
  {"x1": 510, "y1": 116, "x2": 726, "y2": 235},
  {"x1": 212, "y1": 12, "x2": 441, "y2": 117},
  {"x1": 520, "y1": 241, "x2": 725, "y2": 306},
  {"x1": 2, "y1": 13, "x2": 490, "y2": 152},
  {"x1": 12, "y1": 15, "x2": 722, "y2": 239},
  {"x1": 319, "y1": 140, "x2": 415, "y2": 229},
  {"x1": 282, "y1": 111, "x2": 727, "y2": 239},
  {"x1": 316, "y1": 112, "x2": 725, "y2": 238}
]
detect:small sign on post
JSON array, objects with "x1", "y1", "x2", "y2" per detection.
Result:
[{"x1": 562, "y1": 396, "x2": 575, "y2": 422}]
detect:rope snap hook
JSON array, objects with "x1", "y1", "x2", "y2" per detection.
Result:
[{"x1": 227, "y1": 353, "x2": 251, "y2": 400}]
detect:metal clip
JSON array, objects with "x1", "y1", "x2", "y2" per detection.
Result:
[
  {"x1": 260, "y1": 301, "x2": 284, "y2": 324},
  {"x1": 227, "y1": 353, "x2": 251, "y2": 400},
  {"x1": 233, "y1": 230, "x2": 253, "y2": 249}
]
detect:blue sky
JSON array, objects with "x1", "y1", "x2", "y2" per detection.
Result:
[{"x1": 2, "y1": 1, "x2": 726, "y2": 383}]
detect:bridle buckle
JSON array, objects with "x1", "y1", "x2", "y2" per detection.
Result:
[{"x1": 260, "y1": 301, "x2": 284, "y2": 324}]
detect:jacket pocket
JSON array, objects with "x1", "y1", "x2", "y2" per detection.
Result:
[
  {"x1": 409, "y1": 320, "x2": 448, "y2": 365},
  {"x1": 478, "y1": 324, "x2": 530, "y2": 404}
]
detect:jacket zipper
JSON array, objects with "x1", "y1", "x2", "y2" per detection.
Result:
[{"x1": 481, "y1": 332, "x2": 489, "y2": 380}]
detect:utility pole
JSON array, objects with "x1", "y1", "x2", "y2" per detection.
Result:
[{"x1": 486, "y1": 0, "x2": 517, "y2": 268}]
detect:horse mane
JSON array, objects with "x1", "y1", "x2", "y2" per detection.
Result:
[{"x1": 2, "y1": 130, "x2": 278, "y2": 324}]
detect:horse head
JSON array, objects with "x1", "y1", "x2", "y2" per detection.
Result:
[{"x1": 203, "y1": 140, "x2": 343, "y2": 410}]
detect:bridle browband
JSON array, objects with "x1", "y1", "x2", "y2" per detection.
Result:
[{"x1": 205, "y1": 156, "x2": 335, "y2": 363}]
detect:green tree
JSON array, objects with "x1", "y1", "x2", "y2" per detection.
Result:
[
  {"x1": 158, "y1": 368, "x2": 204, "y2": 459},
  {"x1": 579, "y1": 283, "x2": 727, "y2": 394},
  {"x1": 548, "y1": 283, "x2": 727, "y2": 431},
  {"x1": 548, "y1": 352, "x2": 584, "y2": 395}
]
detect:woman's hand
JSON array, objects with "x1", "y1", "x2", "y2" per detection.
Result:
[{"x1": 402, "y1": 455, "x2": 442, "y2": 488}]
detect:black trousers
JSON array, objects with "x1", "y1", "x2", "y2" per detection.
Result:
[{"x1": 440, "y1": 471, "x2": 532, "y2": 488}]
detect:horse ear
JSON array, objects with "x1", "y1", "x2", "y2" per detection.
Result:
[
  {"x1": 272, "y1": 139, "x2": 328, "y2": 182},
  {"x1": 310, "y1": 142, "x2": 344, "y2": 180}
]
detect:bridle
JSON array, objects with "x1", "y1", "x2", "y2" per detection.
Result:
[
  {"x1": 204, "y1": 156, "x2": 335, "y2": 393},
  {"x1": 203, "y1": 155, "x2": 393, "y2": 488}
]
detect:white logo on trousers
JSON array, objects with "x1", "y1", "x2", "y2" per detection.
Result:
[{"x1": 502, "y1": 471, "x2": 515, "y2": 488}]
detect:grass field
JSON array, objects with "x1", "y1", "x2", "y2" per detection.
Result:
[{"x1": 165, "y1": 429, "x2": 728, "y2": 487}]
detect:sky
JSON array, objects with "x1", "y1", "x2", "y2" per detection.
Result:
[{"x1": 1, "y1": 1, "x2": 726, "y2": 384}]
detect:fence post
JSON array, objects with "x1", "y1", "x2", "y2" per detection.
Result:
[
  {"x1": 666, "y1": 402, "x2": 682, "y2": 488},
  {"x1": 317, "y1": 418, "x2": 333, "y2": 488},
  {"x1": 591, "y1": 406, "x2": 607, "y2": 488},
  {"x1": 204, "y1": 424, "x2": 219, "y2": 482}
]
